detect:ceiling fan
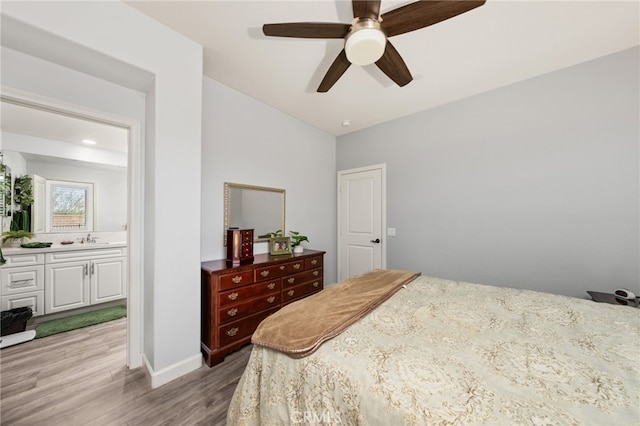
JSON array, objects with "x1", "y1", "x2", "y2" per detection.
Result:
[{"x1": 263, "y1": 0, "x2": 486, "y2": 92}]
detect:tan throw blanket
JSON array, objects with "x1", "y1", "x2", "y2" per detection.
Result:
[{"x1": 251, "y1": 269, "x2": 420, "y2": 358}]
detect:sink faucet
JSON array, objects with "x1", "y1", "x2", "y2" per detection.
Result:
[{"x1": 86, "y1": 233, "x2": 98, "y2": 243}]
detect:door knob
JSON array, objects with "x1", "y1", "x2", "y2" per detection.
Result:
[{"x1": 370, "y1": 238, "x2": 381, "y2": 244}]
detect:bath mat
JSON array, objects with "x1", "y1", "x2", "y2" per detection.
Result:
[{"x1": 35, "y1": 305, "x2": 126, "y2": 339}]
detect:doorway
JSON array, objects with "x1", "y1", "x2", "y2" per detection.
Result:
[
  {"x1": 337, "y1": 164, "x2": 387, "y2": 281},
  {"x1": 1, "y1": 87, "x2": 143, "y2": 368}
]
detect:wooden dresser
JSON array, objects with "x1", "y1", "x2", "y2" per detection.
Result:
[{"x1": 201, "y1": 249, "x2": 325, "y2": 366}]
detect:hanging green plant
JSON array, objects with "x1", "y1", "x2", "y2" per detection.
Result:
[{"x1": 13, "y1": 175, "x2": 33, "y2": 207}]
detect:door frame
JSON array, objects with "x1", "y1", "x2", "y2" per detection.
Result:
[
  {"x1": 1, "y1": 86, "x2": 144, "y2": 369},
  {"x1": 337, "y1": 163, "x2": 387, "y2": 281}
]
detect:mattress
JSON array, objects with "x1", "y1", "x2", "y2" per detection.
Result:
[{"x1": 228, "y1": 275, "x2": 640, "y2": 425}]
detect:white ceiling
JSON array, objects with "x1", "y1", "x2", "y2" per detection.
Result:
[
  {"x1": 125, "y1": 0, "x2": 639, "y2": 136},
  {"x1": 1, "y1": 102, "x2": 128, "y2": 153}
]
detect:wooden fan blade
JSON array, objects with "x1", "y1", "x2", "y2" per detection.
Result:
[
  {"x1": 375, "y1": 41, "x2": 412, "y2": 87},
  {"x1": 352, "y1": 0, "x2": 381, "y2": 19},
  {"x1": 317, "y1": 50, "x2": 351, "y2": 92},
  {"x1": 381, "y1": 0, "x2": 486, "y2": 37},
  {"x1": 263, "y1": 23, "x2": 350, "y2": 38}
]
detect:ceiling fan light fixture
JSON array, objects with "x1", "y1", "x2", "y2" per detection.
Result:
[{"x1": 345, "y1": 19, "x2": 386, "y2": 66}]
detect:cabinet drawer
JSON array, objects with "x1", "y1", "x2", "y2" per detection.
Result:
[
  {"x1": 282, "y1": 268, "x2": 322, "y2": 289},
  {"x1": 282, "y1": 279, "x2": 323, "y2": 304},
  {"x1": 219, "y1": 270, "x2": 254, "y2": 291},
  {"x1": 46, "y1": 247, "x2": 127, "y2": 263},
  {"x1": 218, "y1": 292, "x2": 281, "y2": 324},
  {"x1": 2, "y1": 290, "x2": 45, "y2": 317},
  {"x1": 219, "y1": 280, "x2": 280, "y2": 307},
  {"x1": 218, "y1": 307, "x2": 278, "y2": 347},
  {"x1": 1, "y1": 265, "x2": 45, "y2": 296},
  {"x1": 2, "y1": 253, "x2": 44, "y2": 267},
  {"x1": 254, "y1": 260, "x2": 305, "y2": 281},
  {"x1": 305, "y1": 256, "x2": 323, "y2": 270}
]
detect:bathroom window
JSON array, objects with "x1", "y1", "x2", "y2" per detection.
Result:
[{"x1": 45, "y1": 180, "x2": 94, "y2": 232}]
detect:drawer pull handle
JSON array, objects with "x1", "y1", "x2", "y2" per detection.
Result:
[
  {"x1": 311, "y1": 259, "x2": 318, "y2": 265},
  {"x1": 267, "y1": 296, "x2": 275, "y2": 303},
  {"x1": 279, "y1": 266, "x2": 285, "y2": 270},
  {"x1": 313, "y1": 271, "x2": 319, "y2": 276},
  {"x1": 293, "y1": 263, "x2": 301, "y2": 270},
  {"x1": 267, "y1": 283, "x2": 276, "y2": 290},
  {"x1": 287, "y1": 278, "x2": 295, "y2": 284},
  {"x1": 228, "y1": 292, "x2": 239, "y2": 301},
  {"x1": 260, "y1": 271, "x2": 269, "y2": 277},
  {"x1": 227, "y1": 308, "x2": 238, "y2": 317},
  {"x1": 313, "y1": 281, "x2": 319, "y2": 288},
  {"x1": 227, "y1": 327, "x2": 239, "y2": 337},
  {"x1": 232, "y1": 276, "x2": 243, "y2": 284},
  {"x1": 9, "y1": 278, "x2": 34, "y2": 288},
  {"x1": 287, "y1": 290, "x2": 295, "y2": 296}
]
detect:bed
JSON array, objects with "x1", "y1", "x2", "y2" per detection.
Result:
[{"x1": 227, "y1": 271, "x2": 640, "y2": 425}]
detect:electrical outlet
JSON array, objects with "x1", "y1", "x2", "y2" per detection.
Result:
[{"x1": 387, "y1": 228, "x2": 396, "y2": 237}]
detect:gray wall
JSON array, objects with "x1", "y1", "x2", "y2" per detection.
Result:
[
  {"x1": 337, "y1": 47, "x2": 639, "y2": 299},
  {"x1": 3, "y1": 2, "x2": 204, "y2": 382},
  {"x1": 201, "y1": 76, "x2": 338, "y2": 284}
]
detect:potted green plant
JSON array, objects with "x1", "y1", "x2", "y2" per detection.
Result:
[
  {"x1": 289, "y1": 231, "x2": 309, "y2": 254},
  {"x1": 2, "y1": 230, "x2": 35, "y2": 247}
]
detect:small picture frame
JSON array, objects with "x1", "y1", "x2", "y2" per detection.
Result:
[{"x1": 269, "y1": 236, "x2": 291, "y2": 256}]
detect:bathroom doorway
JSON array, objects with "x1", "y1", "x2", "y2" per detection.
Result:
[{"x1": 0, "y1": 89, "x2": 143, "y2": 368}]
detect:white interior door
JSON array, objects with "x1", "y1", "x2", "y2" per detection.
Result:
[{"x1": 338, "y1": 164, "x2": 386, "y2": 282}]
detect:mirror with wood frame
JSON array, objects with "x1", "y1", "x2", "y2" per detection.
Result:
[{"x1": 224, "y1": 182, "x2": 285, "y2": 244}]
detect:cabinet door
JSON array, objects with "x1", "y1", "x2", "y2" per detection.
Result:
[
  {"x1": 91, "y1": 256, "x2": 127, "y2": 304},
  {"x1": 45, "y1": 261, "x2": 90, "y2": 314}
]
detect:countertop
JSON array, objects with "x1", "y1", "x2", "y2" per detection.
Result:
[{"x1": 1, "y1": 241, "x2": 127, "y2": 256}]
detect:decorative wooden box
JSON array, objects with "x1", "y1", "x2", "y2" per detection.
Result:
[{"x1": 226, "y1": 228, "x2": 254, "y2": 266}]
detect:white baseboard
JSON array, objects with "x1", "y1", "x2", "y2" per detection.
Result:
[{"x1": 142, "y1": 352, "x2": 202, "y2": 388}]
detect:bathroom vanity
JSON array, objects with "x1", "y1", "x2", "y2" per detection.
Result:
[{"x1": 1, "y1": 243, "x2": 127, "y2": 317}]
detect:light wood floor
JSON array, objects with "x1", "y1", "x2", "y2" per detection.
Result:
[{"x1": 0, "y1": 318, "x2": 251, "y2": 425}]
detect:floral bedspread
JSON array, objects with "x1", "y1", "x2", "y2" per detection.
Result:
[{"x1": 227, "y1": 276, "x2": 640, "y2": 425}]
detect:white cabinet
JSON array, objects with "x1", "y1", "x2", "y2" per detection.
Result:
[
  {"x1": 90, "y1": 256, "x2": 127, "y2": 305},
  {"x1": 45, "y1": 260, "x2": 90, "y2": 313},
  {"x1": 1, "y1": 253, "x2": 45, "y2": 316},
  {"x1": 44, "y1": 247, "x2": 127, "y2": 314}
]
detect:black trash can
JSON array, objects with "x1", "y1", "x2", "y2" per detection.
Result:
[{"x1": 1, "y1": 307, "x2": 33, "y2": 336}]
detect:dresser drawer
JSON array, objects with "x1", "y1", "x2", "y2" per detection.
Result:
[
  {"x1": 218, "y1": 307, "x2": 278, "y2": 347},
  {"x1": 305, "y1": 256, "x2": 323, "y2": 270},
  {"x1": 283, "y1": 279, "x2": 323, "y2": 304},
  {"x1": 254, "y1": 260, "x2": 305, "y2": 281},
  {"x1": 219, "y1": 270, "x2": 254, "y2": 291},
  {"x1": 219, "y1": 280, "x2": 280, "y2": 306},
  {"x1": 282, "y1": 268, "x2": 322, "y2": 289},
  {"x1": 218, "y1": 291, "x2": 281, "y2": 324}
]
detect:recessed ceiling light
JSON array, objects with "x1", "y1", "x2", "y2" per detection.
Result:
[
  {"x1": 82, "y1": 139, "x2": 97, "y2": 145},
  {"x1": 341, "y1": 120, "x2": 351, "y2": 127}
]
